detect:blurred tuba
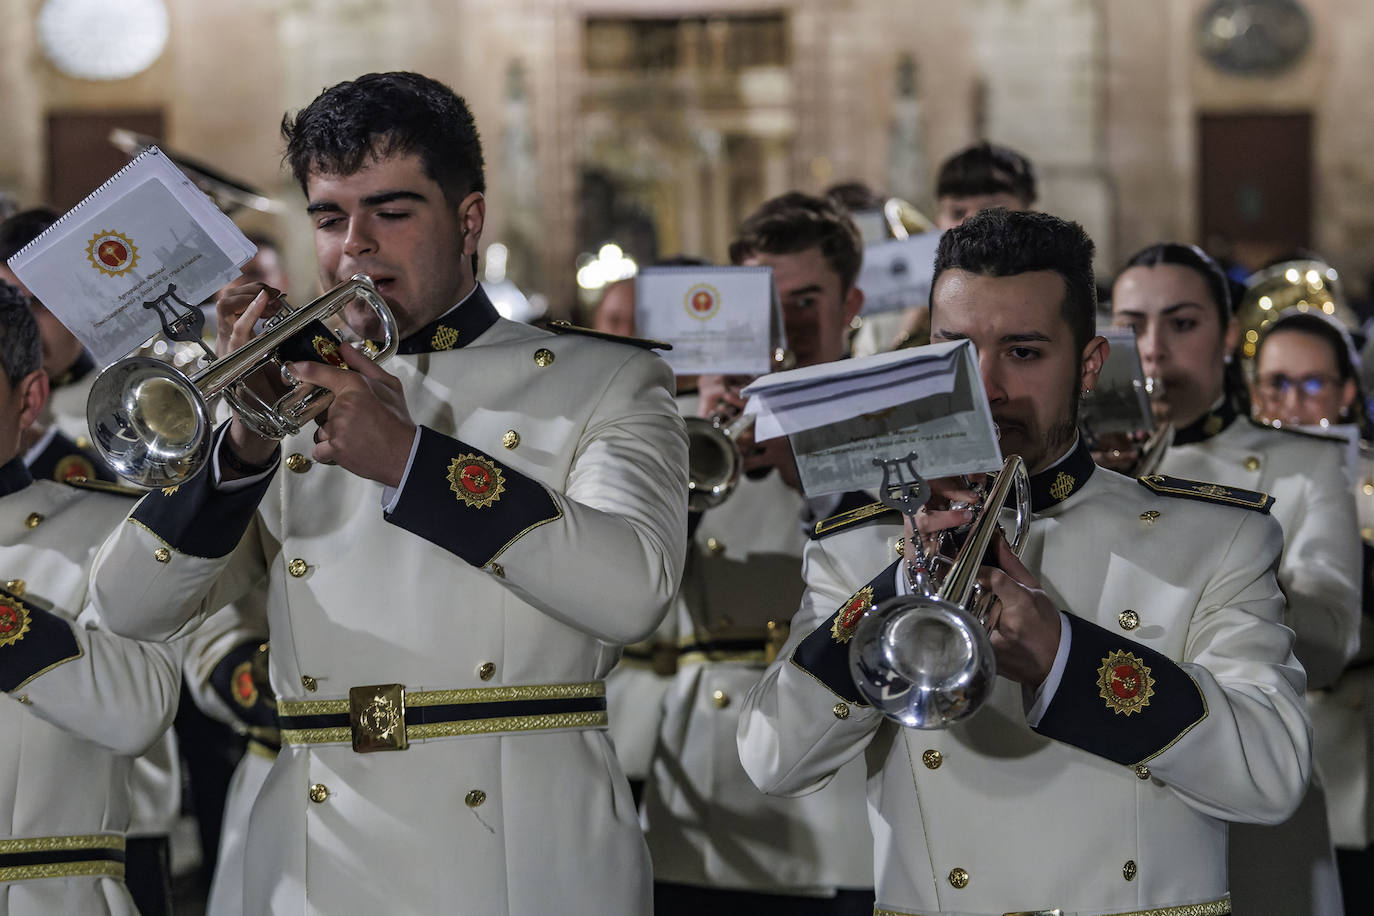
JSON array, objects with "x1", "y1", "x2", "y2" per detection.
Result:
[
  {"x1": 882, "y1": 197, "x2": 937, "y2": 240},
  {"x1": 1236, "y1": 259, "x2": 1360, "y2": 363},
  {"x1": 87, "y1": 275, "x2": 398, "y2": 488},
  {"x1": 848, "y1": 455, "x2": 1032, "y2": 728}
]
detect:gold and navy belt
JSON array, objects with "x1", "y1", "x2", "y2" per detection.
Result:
[
  {"x1": 874, "y1": 896, "x2": 1230, "y2": 916},
  {"x1": 0, "y1": 834, "x2": 125, "y2": 883},
  {"x1": 278, "y1": 681, "x2": 608, "y2": 753},
  {"x1": 678, "y1": 638, "x2": 770, "y2": 666}
]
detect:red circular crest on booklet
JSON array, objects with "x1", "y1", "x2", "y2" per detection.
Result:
[
  {"x1": 684, "y1": 283, "x2": 720, "y2": 321},
  {"x1": 86, "y1": 229, "x2": 140, "y2": 276}
]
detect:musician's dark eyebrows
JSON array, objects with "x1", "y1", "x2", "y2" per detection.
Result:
[
  {"x1": 930, "y1": 329, "x2": 1053, "y2": 343},
  {"x1": 304, "y1": 190, "x2": 428, "y2": 214}
]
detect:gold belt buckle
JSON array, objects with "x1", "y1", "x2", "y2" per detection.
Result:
[{"x1": 349, "y1": 684, "x2": 409, "y2": 752}]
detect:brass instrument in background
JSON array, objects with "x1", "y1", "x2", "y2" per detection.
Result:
[
  {"x1": 109, "y1": 128, "x2": 282, "y2": 215},
  {"x1": 848, "y1": 455, "x2": 1032, "y2": 728},
  {"x1": 1236, "y1": 259, "x2": 1360, "y2": 364},
  {"x1": 882, "y1": 197, "x2": 937, "y2": 240},
  {"x1": 685, "y1": 348, "x2": 796, "y2": 511},
  {"x1": 87, "y1": 275, "x2": 398, "y2": 488}
]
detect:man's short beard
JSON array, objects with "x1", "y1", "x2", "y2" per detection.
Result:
[{"x1": 1042, "y1": 384, "x2": 1081, "y2": 463}]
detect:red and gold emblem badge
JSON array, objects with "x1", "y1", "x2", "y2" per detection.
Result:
[
  {"x1": 231, "y1": 660, "x2": 259, "y2": 709},
  {"x1": 831, "y1": 585, "x2": 875, "y2": 644},
  {"x1": 1097, "y1": 649, "x2": 1155, "y2": 715},
  {"x1": 86, "y1": 230, "x2": 139, "y2": 277},
  {"x1": 447, "y1": 454, "x2": 506, "y2": 509},
  {"x1": 684, "y1": 283, "x2": 721, "y2": 321},
  {"x1": 312, "y1": 335, "x2": 349, "y2": 369},
  {"x1": 0, "y1": 595, "x2": 31, "y2": 648},
  {"x1": 54, "y1": 454, "x2": 96, "y2": 483}
]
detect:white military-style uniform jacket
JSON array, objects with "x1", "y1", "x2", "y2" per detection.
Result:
[
  {"x1": 641, "y1": 469, "x2": 874, "y2": 894},
  {"x1": 0, "y1": 461, "x2": 182, "y2": 916},
  {"x1": 1307, "y1": 439, "x2": 1374, "y2": 851},
  {"x1": 1157, "y1": 403, "x2": 1357, "y2": 916},
  {"x1": 738, "y1": 442, "x2": 1311, "y2": 916},
  {"x1": 91, "y1": 285, "x2": 688, "y2": 916}
]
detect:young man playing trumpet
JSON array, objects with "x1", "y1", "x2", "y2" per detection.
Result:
[
  {"x1": 737, "y1": 208, "x2": 1311, "y2": 916},
  {"x1": 89, "y1": 71, "x2": 687, "y2": 915}
]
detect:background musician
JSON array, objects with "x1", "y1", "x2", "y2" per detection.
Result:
[
  {"x1": 1112, "y1": 242, "x2": 1360, "y2": 916},
  {"x1": 641, "y1": 192, "x2": 874, "y2": 915},
  {"x1": 739, "y1": 208, "x2": 1311, "y2": 916},
  {"x1": 1250, "y1": 309, "x2": 1374, "y2": 913}
]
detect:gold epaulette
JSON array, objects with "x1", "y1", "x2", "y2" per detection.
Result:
[
  {"x1": 62, "y1": 477, "x2": 146, "y2": 498},
  {"x1": 544, "y1": 319, "x2": 672, "y2": 351},
  {"x1": 810, "y1": 501, "x2": 902, "y2": 539},
  {"x1": 1137, "y1": 474, "x2": 1274, "y2": 514}
]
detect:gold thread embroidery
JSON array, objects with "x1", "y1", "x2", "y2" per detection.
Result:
[
  {"x1": 1050, "y1": 471, "x2": 1075, "y2": 502},
  {"x1": 1098, "y1": 650, "x2": 1156, "y2": 715},
  {"x1": 431, "y1": 326, "x2": 460, "y2": 351},
  {"x1": 0, "y1": 595, "x2": 31, "y2": 647},
  {"x1": 870, "y1": 896, "x2": 1230, "y2": 916},
  {"x1": 831, "y1": 586, "x2": 874, "y2": 644},
  {"x1": 0, "y1": 834, "x2": 124, "y2": 855},
  {"x1": 0, "y1": 860, "x2": 125, "y2": 883},
  {"x1": 278, "y1": 681, "x2": 605, "y2": 717},
  {"x1": 1196, "y1": 483, "x2": 1231, "y2": 499},
  {"x1": 814, "y1": 502, "x2": 890, "y2": 536},
  {"x1": 312, "y1": 335, "x2": 347, "y2": 369},
  {"x1": 282, "y1": 711, "x2": 608, "y2": 745},
  {"x1": 231, "y1": 660, "x2": 259, "y2": 708},
  {"x1": 447, "y1": 455, "x2": 506, "y2": 508}
]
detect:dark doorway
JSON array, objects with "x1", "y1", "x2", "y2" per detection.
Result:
[
  {"x1": 47, "y1": 110, "x2": 164, "y2": 210},
  {"x1": 1198, "y1": 111, "x2": 1312, "y2": 270}
]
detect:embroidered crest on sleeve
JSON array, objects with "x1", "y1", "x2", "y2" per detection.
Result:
[
  {"x1": 0, "y1": 595, "x2": 32, "y2": 648},
  {"x1": 232, "y1": 660, "x2": 259, "y2": 708},
  {"x1": 831, "y1": 586, "x2": 875, "y2": 644},
  {"x1": 447, "y1": 455, "x2": 506, "y2": 509},
  {"x1": 1097, "y1": 649, "x2": 1155, "y2": 715}
]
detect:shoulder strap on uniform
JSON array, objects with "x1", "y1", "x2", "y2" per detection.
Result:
[
  {"x1": 63, "y1": 477, "x2": 145, "y2": 498},
  {"x1": 810, "y1": 500, "x2": 902, "y2": 539},
  {"x1": 1137, "y1": 473, "x2": 1274, "y2": 514},
  {"x1": 543, "y1": 319, "x2": 672, "y2": 351}
]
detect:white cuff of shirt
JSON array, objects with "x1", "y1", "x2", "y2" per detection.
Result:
[
  {"x1": 1024, "y1": 611, "x2": 1072, "y2": 727},
  {"x1": 381, "y1": 428, "x2": 423, "y2": 512},
  {"x1": 211, "y1": 424, "x2": 277, "y2": 493}
]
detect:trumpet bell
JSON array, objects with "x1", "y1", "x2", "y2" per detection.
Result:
[
  {"x1": 849, "y1": 595, "x2": 996, "y2": 728},
  {"x1": 88, "y1": 356, "x2": 211, "y2": 488},
  {"x1": 686, "y1": 416, "x2": 742, "y2": 511}
]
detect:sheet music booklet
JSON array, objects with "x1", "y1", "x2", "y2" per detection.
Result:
[{"x1": 7, "y1": 147, "x2": 256, "y2": 367}]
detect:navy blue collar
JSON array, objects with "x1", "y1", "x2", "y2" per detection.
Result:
[
  {"x1": 1028, "y1": 438, "x2": 1094, "y2": 512},
  {"x1": 1172, "y1": 398, "x2": 1237, "y2": 446},
  {"x1": 0, "y1": 455, "x2": 34, "y2": 498},
  {"x1": 396, "y1": 284, "x2": 501, "y2": 355}
]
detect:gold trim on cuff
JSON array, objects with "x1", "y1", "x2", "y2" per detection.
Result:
[{"x1": 0, "y1": 834, "x2": 124, "y2": 855}]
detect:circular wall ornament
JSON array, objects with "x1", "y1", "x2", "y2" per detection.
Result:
[
  {"x1": 37, "y1": 0, "x2": 170, "y2": 81},
  {"x1": 1197, "y1": 0, "x2": 1311, "y2": 76}
]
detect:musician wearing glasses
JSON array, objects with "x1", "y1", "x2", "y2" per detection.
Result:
[
  {"x1": 0, "y1": 287, "x2": 183, "y2": 916},
  {"x1": 637, "y1": 193, "x2": 875, "y2": 915},
  {"x1": 1250, "y1": 310, "x2": 1374, "y2": 912},
  {"x1": 738, "y1": 209, "x2": 1310, "y2": 916},
  {"x1": 1112, "y1": 247, "x2": 1359, "y2": 916},
  {"x1": 89, "y1": 71, "x2": 687, "y2": 915}
]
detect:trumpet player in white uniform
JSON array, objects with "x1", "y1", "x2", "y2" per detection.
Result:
[
  {"x1": 642, "y1": 193, "x2": 875, "y2": 915},
  {"x1": 1113, "y1": 244, "x2": 1359, "y2": 916},
  {"x1": 738, "y1": 209, "x2": 1311, "y2": 916}
]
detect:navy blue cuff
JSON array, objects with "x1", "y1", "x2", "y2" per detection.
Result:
[
  {"x1": 790, "y1": 559, "x2": 901, "y2": 704},
  {"x1": 384, "y1": 426, "x2": 562, "y2": 567},
  {"x1": 131, "y1": 422, "x2": 277, "y2": 558},
  {"x1": 0, "y1": 592, "x2": 81, "y2": 692},
  {"x1": 208, "y1": 639, "x2": 276, "y2": 729},
  {"x1": 1034, "y1": 613, "x2": 1206, "y2": 766}
]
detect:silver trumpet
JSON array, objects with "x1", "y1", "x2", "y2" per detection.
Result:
[
  {"x1": 848, "y1": 455, "x2": 1032, "y2": 728},
  {"x1": 87, "y1": 274, "x2": 398, "y2": 488},
  {"x1": 686, "y1": 411, "x2": 757, "y2": 511}
]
